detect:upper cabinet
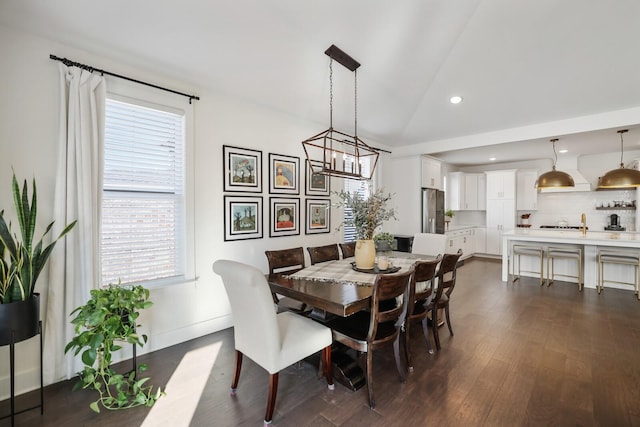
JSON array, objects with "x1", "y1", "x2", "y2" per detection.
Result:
[
  {"x1": 464, "y1": 173, "x2": 486, "y2": 210},
  {"x1": 516, "y1": 170, "x2": 539, "y2": 211},
  {"x1": 485, "y1": 170, "x2": 516, "y2": 200},
  {"x1": 448, "y1": 172, "x2": 486, "y2": 211},
  {"x1": 421, "y1": 156, "x2": 442, "y2": 190}
]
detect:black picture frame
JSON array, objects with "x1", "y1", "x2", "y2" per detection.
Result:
[
  {"x1": 223, "y1": 145, "x2": 262, "y2": 193},
  {"x1": 224, "y1": 195, "x2": 263, "y2": 241},
  {"x1": 305, "y1": 199, "x2": 331, "y2": 234},
  {"x1": 269, "y1": 197, "x2": 300, "y2": 237},
  {"x1": 305, "y1": 160, "x2": 330, "y2": 196},
  {"x1": 269, "y1": 153, "x2": 299, "y2": 195}
]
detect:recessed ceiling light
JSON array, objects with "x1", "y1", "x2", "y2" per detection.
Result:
[
  {"x1": 450, "y1": 96, "x2": 463, "y2": 104},
  {"x1": 559, "y1": 149, "x2": 568, "y2": 153},
  {"x1": 489, "y1": 157, "x2": 496, "y2": 161}
]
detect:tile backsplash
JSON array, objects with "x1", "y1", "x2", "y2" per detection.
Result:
[{"x1": 523, "y1": 189, "x2": 638, "y2": 231}]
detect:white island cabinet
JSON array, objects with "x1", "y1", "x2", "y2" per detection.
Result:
[{"x1": 501, "y1": 229, "x2": 640, "y2": 292}]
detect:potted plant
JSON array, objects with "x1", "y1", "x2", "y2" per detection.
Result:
[
  {"x1": 334, "y1": 187, "x2": 396, "y2": 269},
  {"x1": 65, "y1": 283, "x2": 164, "y2": 412},
  {"x1": 373, "y1": 232, "x2": 394, "y2": 252},
  {"x1": 0, "y1": 173, "x2": 76, "y2": 345},
  {"x1": 444, "y1": 209, "x2": 455, "y2": 230}
]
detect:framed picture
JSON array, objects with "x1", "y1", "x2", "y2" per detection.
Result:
[
  {"x1": 269, "y1": 197, "x2": 300, "y2": 237},
  {"x1": 305, "y1": 160, "x2": 330, "y2": 196},
  {"x1": 223, "y1": 145, "x2": 262, "y2": 193},
  {"x1": 305, "y1": 199, "x2": 331, "y2": 234},
  {"x1": 269, "y1": 153, "x2": 299, "y2": 194},
  {"x1": 224, "y1": 195, "x2": 263, "y2": 241}
]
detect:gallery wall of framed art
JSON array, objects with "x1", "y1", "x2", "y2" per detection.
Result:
[{"x1": 222, "y1": 146, "x2": 333, "y2": 241}]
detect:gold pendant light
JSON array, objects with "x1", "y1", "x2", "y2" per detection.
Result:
[
  {"x1": 597, "y1": 129, "x2": 640, "y2": 189},
  {"x1": 535, "y1": 138, "x2": 575, "y2": 189}
]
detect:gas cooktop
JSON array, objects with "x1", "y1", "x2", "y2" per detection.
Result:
[{"x1": 540, "y1": 225, "x2": 588, "y2": 230}]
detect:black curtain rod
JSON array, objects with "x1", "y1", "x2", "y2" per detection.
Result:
[{"x1": 49, "y1": 54, "x2": 200, "y2": 104}]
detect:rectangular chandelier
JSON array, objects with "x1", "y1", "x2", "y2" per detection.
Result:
[{"x1": 302, "y1": 45, "x2": 380, "y2": 180}]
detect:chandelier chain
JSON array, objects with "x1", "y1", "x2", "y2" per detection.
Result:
[
  {"x1": 354, "y1": 69, "x2": 358, "y2": 139},
  {"x1": 329, "y1": 59, "x2": 333, "y2": 128}
]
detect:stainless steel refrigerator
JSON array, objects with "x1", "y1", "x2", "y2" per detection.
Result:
[{"x1": 421, "y1": 188, "x2": 445, "y2": 234}]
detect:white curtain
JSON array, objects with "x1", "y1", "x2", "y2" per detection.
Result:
[{"x1": 43, "y1": 64, "x2": 106, "y2": 383}]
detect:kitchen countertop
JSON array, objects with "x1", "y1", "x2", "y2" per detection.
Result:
[
  {"x1": 446, "y1": 225, "x2": 478, "y2": 232},
  {"x1": 501, "y1": 228, "x2": 640, "y2": 285}
]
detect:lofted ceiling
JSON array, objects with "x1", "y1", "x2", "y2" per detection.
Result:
[{"x1": 1, "y1": 0, "x2": 640, "y2": 166}]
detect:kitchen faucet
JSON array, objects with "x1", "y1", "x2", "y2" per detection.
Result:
[{"x1": 581, "y1": 213, "x2": 587, "y2": 235}]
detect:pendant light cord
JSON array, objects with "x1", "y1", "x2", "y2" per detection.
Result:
[
  {"x1": 550, "y1": 138, "x2": 559, "y2": 169},
  {"x1": 618, "y1": 129, "x2": 628, "y2": 167}
]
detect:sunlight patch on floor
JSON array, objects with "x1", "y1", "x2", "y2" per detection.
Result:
[{"x1": 141, "y1": 340, "x2": 222, "y2": 427}]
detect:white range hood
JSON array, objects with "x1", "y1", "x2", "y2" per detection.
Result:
[{"x1": 539, "y1": 157, "x2": 591, "y2": 193}]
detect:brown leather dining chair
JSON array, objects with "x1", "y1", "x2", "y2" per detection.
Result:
[
  {"x1": 264, "y1": 247, "x2": 307, "y2": 313},
  {"x1": 307, "y1": 243, "x2": 340, "y2": 265},
  {"x1": 339, "y1": 241, "x2": 356, "y2": 258},
  {"x1": 403, "y1": 256, "x2": 441, "y2": 371},
  {"x1": 326, "y1": 267, "x2": 414, "y2": 409},
  {"x1": 426, "y1": 249, "x2": 463, "y2": 350}
]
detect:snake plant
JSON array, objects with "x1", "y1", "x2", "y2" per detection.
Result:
[{"x1": 0, "y1": 173, "x2": 76, "y2": 303}]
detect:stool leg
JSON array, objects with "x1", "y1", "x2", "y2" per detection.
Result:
[
  {"x1": 578, "y1": 255, "x2": 583, "y2": 292},
  {"x1": 540, "y1": 251, "x2": 544, "y2": 286}
]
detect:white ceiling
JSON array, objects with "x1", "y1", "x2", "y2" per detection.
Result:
[{"x1": 2, "y1": 0, "x2": 640, "y2": 166}]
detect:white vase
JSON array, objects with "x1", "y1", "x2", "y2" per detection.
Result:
[{"x1": 355, "y1": 239, "x2": 376, "y2": 269}]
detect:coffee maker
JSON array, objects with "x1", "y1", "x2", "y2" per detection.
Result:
[{"x1": 605, "y1": 213, "x2": 625, "y2": 231}]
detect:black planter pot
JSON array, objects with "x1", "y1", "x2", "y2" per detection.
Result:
[{"x1": 0, "y1": 293, "x2": 40, "y2": 346}]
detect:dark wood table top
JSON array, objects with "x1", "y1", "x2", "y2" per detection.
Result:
[{"x1": 268, "y1": 251, "x2": 428, "y2": 318}]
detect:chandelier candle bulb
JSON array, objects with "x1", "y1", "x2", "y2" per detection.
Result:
[{"x1": 332, "y1": 152, "x2": 336, "y2": 169}]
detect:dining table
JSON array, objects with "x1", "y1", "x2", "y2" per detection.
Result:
[
  {"x1": 267, "y1": 251, "x2": 433, "y2": 391},
  {"x1": 268, "y1": 251, "x2": 430, "y2": 320}
]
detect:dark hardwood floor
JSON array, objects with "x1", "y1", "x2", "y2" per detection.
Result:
[{"x1": 3, "y1": 258, "x2": 640, "y2": 426}]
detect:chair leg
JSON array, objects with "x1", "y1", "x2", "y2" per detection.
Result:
[
  {"x1": 393, "y1": 335, "x2": 406, "y2": 382},
  {"x1": 322, "y1": 346, "x2": 335, "y2": 390},
  {"x1": 230, "y1": 350, "x2": 243, "y2": 395},
  {"x1": 403, "y1": 321, "x2": 413, "y2": 372},
  {"x1": 445, "y1": 304, "x2": 454, "y2": 336},
  {"x1": 366, "y1": 351, "x2": 375, "y2": 409},
  {"x1": 264, "y1": 373, "x2": 279, "y2": 426},
  {"x1": 432, "y1": 308, "x2": 441, "y2": 350},
  {"x1": 421, "y1": 316, "x2": 434, "y2": 355}
]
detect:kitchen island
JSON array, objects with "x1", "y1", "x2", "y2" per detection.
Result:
[{"x1": 501, "y1": 228, "x2": 640, "y2": 291}]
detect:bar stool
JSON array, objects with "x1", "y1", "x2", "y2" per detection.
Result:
[
  {"x1": 597, "y1": 249, "x2": 640, "y2": 299},
  {"x1": 546, "y1": 246, "x2": 583, "y2": 291},
  {"x1": 511, "y1": 244, "x2": 545, "y2": 286}
]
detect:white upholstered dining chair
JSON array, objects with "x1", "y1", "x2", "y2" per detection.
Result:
[
  {"x1": 411, "y1": 233, "x2": 447, "y2": 257},
  {"x1": 212, "y1": 259, "x2": 334, "y2": 426}
]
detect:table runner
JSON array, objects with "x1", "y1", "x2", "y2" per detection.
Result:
[{"x1": 286, "y1": 256, "x2": 427, "y2": 286}]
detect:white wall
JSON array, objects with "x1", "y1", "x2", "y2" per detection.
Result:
[{"x1": 0, "y1": 24, "x2": 385, "y2": 397}]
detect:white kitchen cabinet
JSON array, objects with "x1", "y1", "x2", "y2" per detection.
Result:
[
  {"x1": 517, "y1": 170, "x2": 538, "y2": 211},
  {"x1": 446, "y1": 228, "x2": 474, "y2": 259},
  {"x1": 447, "y1": 172, "x2": 464, "y2": 211},
  {"x1": 447, "y1": 172, "x2": 486, "y2": 211},
  {"x1": 485, "y1": 170, "x2": 516, "y2": 199},
  {"x1": 463, "y1": 173, "x2": 486, "y2": 210},
  {"x1": 486, "y1": 198, "x2": 516, "y2": 255},
  {"x1": 421, "y1": 156, "x2": 442, "y2": 190},
  {"x1": 474, "y1": 227, "x2": 486, "y2": 253}
]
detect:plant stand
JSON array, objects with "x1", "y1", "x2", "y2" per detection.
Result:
[
  {"x1": 0, "y1": 321, "x2": 43, "y2": 427},
  {"x1": 0, "y1": 295, "x2": 44, "y2": 426}
]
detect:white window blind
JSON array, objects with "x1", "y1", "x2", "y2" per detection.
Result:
[
  {"x1": 101, "y1": 98, "x2": 186, "y2": 286},
  {"x1": 343, "y1": 159, "x2": 372, "y2": 242}
]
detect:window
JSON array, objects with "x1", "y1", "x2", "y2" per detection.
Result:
[
  {"x1": 343, "y1": 158, "x2": 372, "y2": 242},
  {"x1": 101, "y1": 98, "x2": 186, "y2": 286}
]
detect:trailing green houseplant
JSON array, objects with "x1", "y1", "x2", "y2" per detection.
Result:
[
  {"x1": 0, "y1": 172, "x2": 76, "y2": 304},
  {"x1": 65, "y1": 283, "x2": 164, "y2": 412}
]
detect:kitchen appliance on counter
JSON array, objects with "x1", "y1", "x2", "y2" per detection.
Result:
[
  {"x1": 421, "y1": 188, "x2": 445, "y2": 234},
  {"x1": 605, "y1": 213, "x2": 625, "y2": 231}
]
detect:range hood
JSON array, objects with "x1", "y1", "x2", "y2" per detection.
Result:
[{"x1": 539, "y1": 157, "x2": 591, "y2": 192}]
